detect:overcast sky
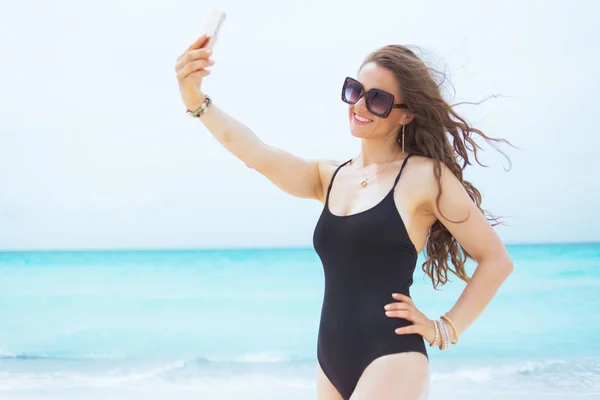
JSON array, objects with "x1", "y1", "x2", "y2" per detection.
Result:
[{"x1": 0, "y1": 0, "x2": 598, "y2": 250}]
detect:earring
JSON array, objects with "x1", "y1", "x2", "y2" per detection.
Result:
[{"x1": 401, "y1": 124, "x2": 405, "y2": 153}]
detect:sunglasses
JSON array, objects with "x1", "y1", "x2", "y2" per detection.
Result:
[{"x1": 341, "y1": 77, "x2": 408, "y2": 118}]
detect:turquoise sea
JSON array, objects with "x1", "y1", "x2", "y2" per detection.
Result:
[{"x1": 1, "y1": 243, "x2": 599, "y2": 399}]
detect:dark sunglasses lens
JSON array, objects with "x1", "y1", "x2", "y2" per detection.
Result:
[
  {"x1": 367, "y1": 90, "x2": 392, "y2": 117},
  {"x1": 343, "y1": 80, "x2": 362, "y2": 104}
]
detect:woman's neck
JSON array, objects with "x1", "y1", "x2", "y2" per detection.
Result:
[{"x1": 355, "y1": 137, "x2": 403, "y2": 167}]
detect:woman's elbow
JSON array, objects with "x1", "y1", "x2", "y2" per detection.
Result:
[
  {"x1": 504, "y1": 258, "x2": 515, "y2": 276},
  {"x1": 479, "y1": 250, "x2": 514, "y2": 279},
  {"x1": 496, "y1": 252, "x2": 514, "y2": 278}
]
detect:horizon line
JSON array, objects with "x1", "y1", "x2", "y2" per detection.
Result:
[{"x1": 1, "y1": 240, "x2": 599, "y2": 253}]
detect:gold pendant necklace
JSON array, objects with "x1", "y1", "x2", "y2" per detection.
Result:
[{"x1": 356, "y1": 150, "x2": 402, "y2": 188}]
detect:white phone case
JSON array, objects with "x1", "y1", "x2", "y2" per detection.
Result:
[{"x1": 203, "y1": 8, "x2": 227, "y2": 50}]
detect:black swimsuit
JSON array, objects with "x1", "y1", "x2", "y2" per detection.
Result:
[{"x1": 313, "y1": 153, "x2": 428, "y2": 399}]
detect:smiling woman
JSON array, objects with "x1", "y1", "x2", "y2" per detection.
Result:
[{"x1": 175, "y1": 34, "x2": 515, "y2": 400}]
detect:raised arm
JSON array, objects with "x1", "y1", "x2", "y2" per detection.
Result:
[{"x1": 175, "y1": 35, "x2": 329, "y2": 201}]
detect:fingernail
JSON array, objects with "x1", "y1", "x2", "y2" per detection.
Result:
[
  {"x1": 392, "y1": 293, "x2": 399, "y2": 297},
  {"x1": 384, "y1": 305, "x2": 390, "y2": 310},
  {"x1": 385, "y1": 311, "x2": 391, "y2": 316}
]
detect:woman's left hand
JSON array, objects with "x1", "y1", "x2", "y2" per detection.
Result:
[{"x1": 384, "y1": 293, "x2": 436, "y2": 346}]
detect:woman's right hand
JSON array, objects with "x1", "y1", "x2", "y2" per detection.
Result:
[{"x1": 175, "y1": 34, "x2": 215, "y2": 112}]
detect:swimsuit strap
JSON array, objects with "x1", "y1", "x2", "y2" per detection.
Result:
[
  {"x1": 325, "y1": 159, "x2": 352, "y2": 205},
  {"x1": 392, "y1": 153, "x2": 414, "y2": 190}
]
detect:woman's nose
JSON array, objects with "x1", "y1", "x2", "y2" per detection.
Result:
[{"x1": 354, "y1": 94, "x2": 368, "y2": 109}]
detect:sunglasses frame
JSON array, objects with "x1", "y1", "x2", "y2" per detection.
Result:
[{"x1": 341, "y1": 77, "x2": 408, "y2": 118}]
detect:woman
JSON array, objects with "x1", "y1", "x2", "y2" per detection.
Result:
[{"x1": 175, "y1": 35, "x2": 514, "y2": 400}]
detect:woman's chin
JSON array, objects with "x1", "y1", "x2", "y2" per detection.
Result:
[{"x1": 349, "y1": 125, "x2": 371, "y2": 138}]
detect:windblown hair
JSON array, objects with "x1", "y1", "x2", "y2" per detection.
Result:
[{"x1": 362, "y1": 45, "x2": 513, "y2": 290}]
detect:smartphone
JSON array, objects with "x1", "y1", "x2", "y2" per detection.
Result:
[{"x1": 203, "y1": 8, "x2": 227, "y2": 50}]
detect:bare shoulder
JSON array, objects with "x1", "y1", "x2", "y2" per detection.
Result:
[
  {"x1": 403, "y1": 155, "x2": 435, "y2": 188},
  {"x1": 406, "y1": 154, "x2": 460, "y2": 186},
  {"x1": 403, "y1": 155, "x2": 464, "y2": 211},
  {"x1": 315, "y1": 159, "x2": 348, "y2": 204}
]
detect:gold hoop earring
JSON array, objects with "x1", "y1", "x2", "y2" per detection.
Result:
[{"x1": 401, "y1": 124, "x2": 405, "y2": 154}]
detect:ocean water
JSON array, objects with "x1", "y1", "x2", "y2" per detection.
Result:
[{"x1": 1, "y1": 243, "x2": 599, "y2": 399}]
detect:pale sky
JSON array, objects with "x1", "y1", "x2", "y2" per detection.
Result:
[{"x1": 0, "y1": 0, "x2": 598, "y2": 250}]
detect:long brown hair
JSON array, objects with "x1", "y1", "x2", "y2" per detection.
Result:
[{"x1": 362, "y1": 45, "x2": 513, "y2": 289}]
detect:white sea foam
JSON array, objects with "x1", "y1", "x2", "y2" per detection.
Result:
[{"x1": 206, "y1": 352, "x2": 290, "y2": 364}]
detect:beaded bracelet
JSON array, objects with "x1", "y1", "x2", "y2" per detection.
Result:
[
  {"x1": 438, "y1": 318, "x2": 449, "y2": 351},
  {"x1": 186, "y1": 95, "x2": 212, "y2": 118}
]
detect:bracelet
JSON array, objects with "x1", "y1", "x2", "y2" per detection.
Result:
[
  {"x1": 429, "y1": 319, "x2": 439, "y2": 347},
  {"x1": 440, "y1": 314, "x2": 460, "y2": 345},
  {"x1": 434, "y1": 320, "x2": 443, "y2": 350},
  {"x1": 438, "y1": 319, "x2": 449, "y2": 351},
  {"x1": 186, "y1": 95, "x2": 212, "y2": 118}
]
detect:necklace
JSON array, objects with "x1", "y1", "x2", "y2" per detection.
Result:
[{"x1": 354, "y1": 149, "x2": 402, "y2": 188}]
